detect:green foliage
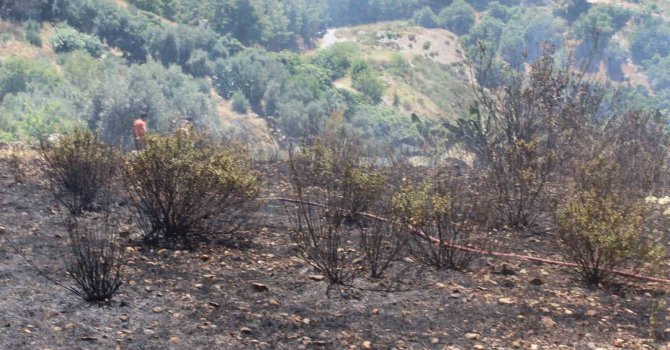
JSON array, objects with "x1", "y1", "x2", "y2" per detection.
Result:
[
  {"x1": 125, "y1": 131, "x2": 260, "y2": 245},
  {"x1": 351, "y1": 105, "x2": 418, "y2": 150},
  {"x1": 486, "y1": 1, "x2": 510, "y2": 22},
  {"x1": 573, "y1": 6, "x2": 618, "y2": 61},
  {"x1": 554, "y1": 0, "x2": 592, "y2": 22},
  {"x1": 412, "y1": 6, "x2": 438, "y2": 28},
  {"x1": 0, "y1": 58, "x2": 62, "y2": 101},
  {"x1": 311, "y1": 43, "x2": 360, "y2": 80},
  {"x1": 52, "y1": 0, "x2": 150, "y2": 62},
  {"x1": 351, "y1": 60, "x2": 385, "y2": 104},
  {"x1": 438, "y1": 0, "x2": 476, "y2": 35},
  {"x1": 630, "y1": 17, "x2": 670, "y2": 64},
  {"x1": 24, "y1": 20, "x2": 42, "y2": 46},
  {"x1": 464, "y1": 16, "x2": 505, "y2": 50},
  {"x1": 51, "y1": 25, "x2": 105, "y2": 57},
  {"x1": 0, "y1": 0, "x2": 47, "y2": 20},
  {"x1": 41, "y1": 129, "x2": 120, "y2": 215},
  {"x1": 129, "y1": 0, "x2": 166, "y2": 15},
  {"x1": 497, "y1": 8, "x2": 562, "y2": 68},
  {"x1": 392, "y1": 174, "x2": 480, "y2": 270},
  {"x1": 88, "y1": 60, "x2": 219, "y2": 147},
  {"x1": 556, "y1": 159, "x2": 665, "y2": 284},
  {"x1": 231, "y1": 90, "x2": 250, "y2": 113}
]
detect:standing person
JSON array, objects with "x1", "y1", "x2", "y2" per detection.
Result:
[{"x1": 133, "y1": 115, "x2": 147, "y2": 151}]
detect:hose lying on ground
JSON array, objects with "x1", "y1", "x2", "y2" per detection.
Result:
[{"x1": 269, "y1": 197, "x2": 670, "y2": 285}]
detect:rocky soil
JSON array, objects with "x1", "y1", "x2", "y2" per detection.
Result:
[{"x1": 0, "y1": 153, "x2": 669, "y2": 350}]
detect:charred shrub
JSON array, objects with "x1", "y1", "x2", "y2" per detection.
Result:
[
  {"x1": 63, "y1": 211, "x2": 124, "y2": 303},
  {"x1": 450, "y1": 47, "x2": 608, "y2": 228},
  {"x1": 287, "y1": 140, "x2": 366, "y2": 288},
  {"x1": 287, "y1": 138, "x2": 403, "y2": 287},
  {"x1": 125, "y1": 131, "x2": 259, "y2": 245},
  {"x1": 358, "y1": 203, "x2": 406, "y2": 279},
  {"x1": 393, "y1": 171, "x2": 483, "y2": 270},
  {"x1": 555, "y1": 158, "x2": 665, "y2": 285},
  {"x1": 41, "y1": 129, "x2": 120, "y2": 215}
]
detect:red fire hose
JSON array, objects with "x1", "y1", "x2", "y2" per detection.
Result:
[{"x1": 271, "y1": 197, "x2": 670, "y2": 285}]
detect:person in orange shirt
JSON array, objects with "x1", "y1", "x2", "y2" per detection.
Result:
[{"x1": 133, "y1": 116, "x2": 147, "y2": 151}]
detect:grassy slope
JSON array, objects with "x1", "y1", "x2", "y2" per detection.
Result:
[{"x1": 314, "y1": 21, "x2": 472, "y2": 121}]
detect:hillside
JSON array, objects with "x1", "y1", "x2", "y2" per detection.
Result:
[{"x1": 1, "y1": 1, "x2": 670, "y2": 349}]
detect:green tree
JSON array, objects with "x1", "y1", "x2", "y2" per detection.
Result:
[{"x1": 438, "y1": 0, "x2": 476, "y2": 35}]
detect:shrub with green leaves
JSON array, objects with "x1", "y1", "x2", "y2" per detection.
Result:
[
  {"x1": 351, "y1": 60, "x2": 385, "y2": 104},
  {"x1": 231, "y1": 90, "x2": 250, "y2": 113},
  {"x1": 125, "y1": 131, "x2": 259, "y2": 245},
  {"x1": 51, "y1": 25, "x2": 105, "y2": 57},
  {"x1": 24, "y1": 20, "x2": 42, "y2": 47},
  {"x1": 392, "y1": 172, "x2": 482, "y2": 270},
  {"x1": 41, "y1": 129, "x2": 120, "y2": 215},
  {"x1": 555, "y1": 159, "x2": 665, "y2": 285}
]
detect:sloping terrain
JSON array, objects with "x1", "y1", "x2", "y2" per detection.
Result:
[{"x1": 314, "y1": 21, "x2": 472, "y2": 119}]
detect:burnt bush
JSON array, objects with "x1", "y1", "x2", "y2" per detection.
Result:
[
  {"x1": 41, "y1": 129, "x2": 120, "y2": 215},
  {"x1": 449, "y1": 47, "x2": 607, "y2": 229},
  {"x1": 358, "y1": 202, "x2": 407, "y2": 279},
  {"x1": 62, "y1": 211, "x2": 124, "y2": 302},
  {"x1": 286, "y1": 137, "x2": 405, "y2": 288},
  {"x1": 124, "y1": 131, "x2": 259, "y2": 246},
  {"x1": 393, "y1": 170, "x2": 484, "y2": 270}
]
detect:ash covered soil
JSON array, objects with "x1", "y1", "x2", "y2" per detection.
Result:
[{"x1": 0, "y1": 156, "x2": 669, "y2": 350}]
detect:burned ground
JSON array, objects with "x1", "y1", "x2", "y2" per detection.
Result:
[{"x1": 0, "y1": 158, "x2": 668, "y2": 350}]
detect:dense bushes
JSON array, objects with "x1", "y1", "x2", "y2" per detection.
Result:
[
  {"x1": 438, "y1": 0, "x2": 476, "y2": 35},
  {"x1": 51, "y1": 25, "x2": 105, "y2": 57},
  {"x1": 24, "y1": 20, "x2": 42, "y2": 46},
  {"x1": 125, "y1": 131, "x2": 259, "y2": 245},
  {"x1": 351, "y1": 60, "x2": 385, "y2": 104}
]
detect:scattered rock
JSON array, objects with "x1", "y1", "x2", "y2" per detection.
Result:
[
  {"x1": 201, "y1": 255, "x2": 210, "y2": 261},
  {"x1": 143, "y1": 329, "x2": 155, "y2": 335},
  {"x1": 119, "y1": 315, "x2": 128, "y2": 322},
  {"x1": 362, "y1": 340, "x2": 372, "y2": 349},
  {"x1": 474, "y1": 345, "x2": 485, "y2": 350},
  {"x1": 269, "y1": 299, "x2": 280, "y2": 306},
  {"x1": 302, "y1": 318, "x2": 311, "y2": 326},
  {"x1": 613, "y1": 339, "x2": 624, "y2": 348},
  {"x1": 240, "y1": 327, "x2": 252, "y2": 335},
  {"x1": 252, "y1": 283, "x2": 269, "y2": 292},
  {"x1": 80, "y1": 336, "x2": 97, "y2": 342},
  {"x1": 431, "y1": 337, "x2": 439, "y2": 344},
  {"x1": 169, "y1": 336, "x2": 180, "y2": 343},
  {"x1": 492, "y1": 263, "x2": 516, "y2": 275},
  {"x1": 209, "y1": 301, "x2": 220, "y2": 308},
  {"x1": 465, "y1": 333, "x2": 480, "y2": 340},
  {"x1": 541, "y1": 316, "x2": 556, "y2": 328},
  {"x1": 309, "y1": 275, "x2": 325, "y2": 282},
  {"x1": 152, "y1": 307, "x2": 162, "y2": 313},
  {"x1": 498, "y1": 297, "x2": 515, "y2": 305},
  {"x1": 529, "y1": 278, "x2": 544, "y2": 286},
  {"x1": 586, "y1": 310, "x2": 598, "y2": 317}
]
